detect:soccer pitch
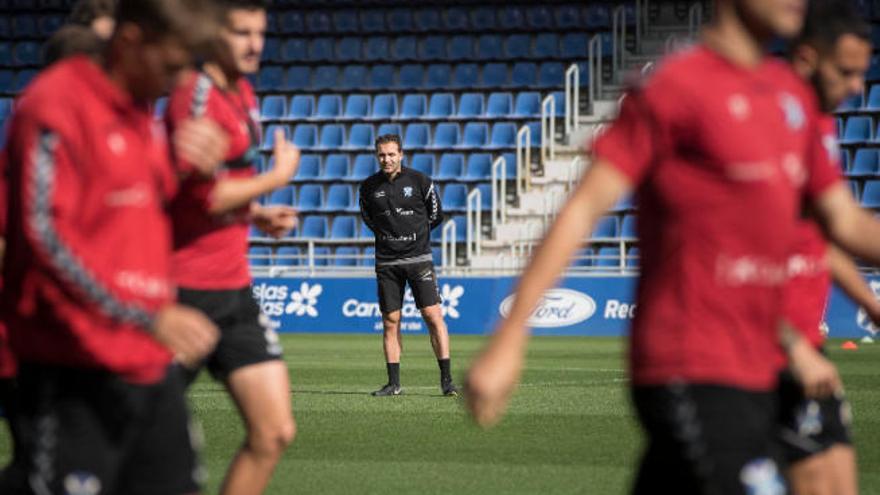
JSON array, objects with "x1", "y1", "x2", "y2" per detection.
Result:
[{"x1": 1, "y1": 335, "x2": 878, "y2": 494}]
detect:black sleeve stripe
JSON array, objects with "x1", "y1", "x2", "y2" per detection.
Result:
[{"x1": 28, "y1": 130, "x2": 155, "y2": 331}]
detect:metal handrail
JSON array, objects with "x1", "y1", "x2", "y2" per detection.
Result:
[
  {"x1": 587, "y1": 34, "x2": 603, "y2": 113},
  {"x1": 567, "y1": 155, "x2": 583, "y2": 192},
  {"x1": 688, "y1": 2, "x2": 703, "y2": 39},
  {"x1": 641, "y1": 61, "x2": 655, "y2": 77},
  {"x1": 540, "y1": 94, "x2": 556, "y2": 164},
  {"x1": 516, "y1": 125, "x2": 531, "y2": 197},
  {"x1": 440, "y1": 219, "x2": 456, "y2": 268},
  {"x1": 465, "y1": 187, "x2": 482, "y2": 259},
  {"x1": 490, "y1": 156, "x2": 507, "y2": 226},
  {"x1": 612, "y1": 5, "x2": 627, "y2": 76},
  {"x1": 563, "y1": 64, "x2": 580, "y2": 137}
]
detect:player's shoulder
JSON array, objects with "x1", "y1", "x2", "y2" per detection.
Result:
[
  {"x1": 402, "y1": 166, "x2": 430, "y2": 183},
  {"x1": 361, "y1": 171, "x2": 384, "y2": 190},
  {"x1": 14, "y1": 57, "x2": 99, "y2": 128},
  {"x1": 167, "y1": 69, "x2": 212, "y2": 106}
]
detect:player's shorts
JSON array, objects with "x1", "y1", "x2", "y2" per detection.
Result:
[
  {"x1": 11, "y1": 364, "x2": 201, "y2": 495},
  {"x1": 631, "y1": 384, "x2": 784, "y2": 495},
  {"x1": 178, "y1": 286, "x2": 283, "y2": 384},
  {"x1": 375, "y1": 261, "x2": 442, "y2": 314},
  {"x1": 776, "y1": 369, "x2": 852, "y2": 465}
]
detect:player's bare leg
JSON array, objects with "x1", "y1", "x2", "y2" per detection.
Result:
[
  {"x1": 824, "y1": 445, "x2": 858, "y2": 495},
  {"x1": 220, "y1": 361, "x2": 295, "y2": 495},
  {"x1": 421, "y1": 304, "x2": 457, "y2": 396},
  {"x1": 373, "y1": 311, "x2": 403, "y2": 396},
  {"x1": 787, "y1": 452, "x2": 831, "y2": 495}
]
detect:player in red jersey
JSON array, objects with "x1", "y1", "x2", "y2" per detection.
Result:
[
  {"x1": 465, "y1": 0, "x2": 880, "y2": 493},
  {"x1": 164, "y1": 1, "x2": 300, "y2": 494},
  {"x1": 781, "y1": 2, "x2": 875, "y2": 493},
  {"x1": 0, "y1": 0, "x2": 228, "y2": 493}
]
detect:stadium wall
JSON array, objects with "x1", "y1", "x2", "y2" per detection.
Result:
[{"x1": 253, "y1": 275, "x2": 880, "y2": 339}]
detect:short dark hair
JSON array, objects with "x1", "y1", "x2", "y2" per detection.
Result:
[
  {"x1": 375, "y1": 134, "x2": 402, "y2": 152},
  {"x1": 43, "y1": 24, "x2": 104, "y2": 65},
  {"x1": 215, "y1": 0, "x2": 267, "y2": 14},
  {"x1": 69, "y1": 0, "x2": 116, "y2": 25},
  {"x1": 796, "y1": 0, "x2": 871, "y2": 52},
  {"x1": 115, "y1": 0, "x2": 220, "y2": 54}
]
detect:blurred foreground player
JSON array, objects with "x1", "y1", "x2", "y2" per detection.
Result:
[
  {"x1": 465, "y1": 0, "x2": 880, "y2": 493},
  {"x1": 781, "y1": 2, "x2": 874, "y2": 493},
  {"x1": 0, "y1": 0, "x2": 228, "y2": 493},
  {"x1": 164, "y1": 1, "x2": 299, "y2": 493}
]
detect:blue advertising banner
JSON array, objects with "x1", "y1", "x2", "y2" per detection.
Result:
[{"x1": 252, "y1": 275, "x2": 880, "y2": 339}]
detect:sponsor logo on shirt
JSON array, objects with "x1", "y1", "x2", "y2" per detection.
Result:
[
  {"x1": 403, "y1": 186, "x2": 413, "y2": 197},
  {"x1": 395, "y1": 208, "x2": 415, "y2": 216},
  {"x1": 383, "y1": 233, "x2": 417, "y2": 242},
  {"x1": 374, "y1": 191, "x2": 386, "y2": 198},
  {"x1": 715, "y1": 254, "x2": 788, "y2": 287},
  {"x1": 499, "y1": 288, "x2": 596, "y2": 328},
  {"x1": 104, "y1": 182, "x2": 151, "y2": 207},
  {"x1": 114, "y1": 270, "x2": 171, "y2": 299},
  {"x1": 63, "y1": 471, "x2": 102, "y2": 495}
]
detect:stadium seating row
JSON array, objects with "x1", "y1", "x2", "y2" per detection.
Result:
[
  {"x1": 262, "y1": 183, "x2": 493, "y2": 213},
  {"x1": 261, "y1": 214, "x2": 469, "y2": 242},
  {"x1": 0, "y1": 68, "x2": 36, "y2": 93}
]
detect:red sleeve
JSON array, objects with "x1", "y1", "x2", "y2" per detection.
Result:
[
  {"x1": 802, "y1": 115, "x2": 842, "y2": 199},
  {"x1": 591, "y1": 88, "x2": 660, "y2": 185}
]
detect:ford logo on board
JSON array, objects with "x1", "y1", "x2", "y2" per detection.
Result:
[{"x1": 499, "y1": 289, "x2": 596, "y2": 328}]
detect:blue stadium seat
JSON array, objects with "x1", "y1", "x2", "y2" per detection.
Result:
[
  {"x1": 284, "y1": 66, "x2": 311, "y2": 91},
  {"x1": 417, "y1": 36, "x2": 447, "y2": 62},
  {"x1": 360, "y1": 10, "x2": 386, "y2": 33},
  {"x1": 287, "y1": 95, "x2": 315, "y2": 120},
  {"x1": 360, "y1": 221, "x2": 375, "y2": 240},
  {"x1": 279, "y1": 11, "x2": 304, "y2": 34},
  {"x1": 538, "y1": 62, "x2": 564, "y2": 88},
  {"x1": 282, "y1": 39, "x2": 307, "y2": 62},
  {"x1": 513, "y1": 92, "x2": 541, "y2": 118},
  {"x1": 572, "y1": 249, "x2": 592, "y2": 268},
  {"x1": 333, "y1": 10, "x2": 358, "y2": 32},
  {"x1": 297, "y1": 185, "x2": 324, "y2": 212},
  {"x1": 371, "y1": 94, "x2": 398, "y2": 121},
  {"x1": 456, "y1": 93, "x2": 485, "y2": 120},
  {"x1": 324, "y1": 184, "x2": 353, "y2": 212},
  {"x1": 626, "y1": 247, "x2": 640, "y2": 268},
  {"x1": 505, "y1": 34, "x2": 531, "y2": 59},
  {"x1": 442, "y1": 184, "x2": 468, "y2": 212},
  {"x1": 432, "y1": 247, "x2": 442, "y2": 266},
  {"x1": 486, "y1": 92, "x2": 513, "y2": 119},
  {"x1": 866, "y1": 85, "x2": 880, "y2": 110},
  {"x1": 849, "y1": 180, "x2": 861, "y2": 201},
  {"x1": 249, "y1": 247, "x2": 272, "y2": 267},
  {"x1": 364, "y1": 37, "x2": 390, "y2": 62},
  {"x1": 840, "y1": 116, "x2": 871, "y2": 144},
  {"x1": 480, "y1": 63, "x2": 509, "y2": 89},
  {"x1": 336, "y1": 38, "x2": 362, "y2": 62},
  {"x1": 431, "y1": 123, "x2": 460, "y2": 150},
  {"x1": 561, "y1": 33, "x2": 589, "y2": 59},
  {"x1": 308, "y1": 37, "x2": 333, "y2": 62},
  {"x1": 862, "y1": 181, "x2": 880, "y2": 208},
  {"x1": 275, "y1": 246, "x2": 301, "y2": 267},
  {"x1": 410, "y1": 153, "x2": 435, "y2": 176},
  {"x1": 261, "y1": 124, "x2": 289, "y2": 150},
  {"x1": 13, "y1": 42, "x2": 40, "y2": 66},
  {"x1": 376, "y1": 123, "x2": 402, "y2": 138},
  {"x1": 591, "y1": 216, "x2": 619, "y2": 239},
  {"x1": 425, "y1": 64, "x2": 452, "y2": 90},
  {"x1": 527, "y1": 6, "x2": 553, "y2": 29},
  {"x1": 265, "y1": 11, "x2": 278, "y2": 35},
  {"x1": 262, "y1": 38, "x2": 281, "y2": 63},
  {"x1": 315, "y1": 94, "x2": 342, "y2": 120},
  {"x1": 333, "y1": 246, "x2": 359, "y2": 266},
  {"x1": 311, "y1": 247, "x2": 331, "y2": 266},
  {"x1": 526, "y1": 121, "x2": 542, "y2": 146},
  {"x1": 426, "y1": 93, "x2": 454, "y2": 120},
  {"x1": 395, "y1": 64, "x2": 425, "y2": 90},
  {"x1": 449, "y1": 216, "x2": 468, "y2": 242},
  {"x1": 362, "y1": 246, "x2": 376, "y2": 266},
  {"x1": 400, "y1": 93, "x2": 427, "y2": 120},
  {"x1": 611, "y1": 195, "x2": 635, "y2": 212},
  {"x1": 621, "y1": 215, "x2": 637, "y2": 238},
  {"x1": 550, "y1": 91, "x2": 565, "y2": 116},
  {"x1": 476, "y1": 35, "x2": 503, "y2": 61},
  {"x1": 414, "y1": 9, "x2": 440, "y2": 31},
  {"x1": 261, "y1": 95, "x2": 286, "y2": 120},
  {"x1": 464, "y1": 154, "x2": 492, "y2": 182},
  {"x1": 299, "y1": 216, "x2": 328, "y2": 238},
  {"x1": 533, "y1": 34, "x2": 559, "y2": 59},
  {"x1": 511, "y1": 62, "x2": 538, "y2": 88},
  {"x1": 368, "y1": 65, "x2": 395, "y2": 89},
  {"x1": 0, "y1": 97, "x2": 13, "y2": 118},
  {"x1": 392, "y1": 35, "x2": 418, "y2": 61},
  {"x1": 448, "y1": 35, "x2": 475, "y2": 61},
  {"x1": 38, "y1": 14, "x2": 64, "y2": 37},
  {"x1": 445, "y1": 7, "x2": 469, "y2": 31},
  {"x1": 305, "y1": 12, "x2": 330, "y2": 33},
  {"x1": 488, "y1": 122, "x2": 516, "y2": 149},
  {"x1": 293, "y1": 124, "x2": 318, "y2": 150},
  {"x1": 850, "y1": 149, "x2": 879, "y2": 177},
  {"x1": 460, "y1": 122, "x2": 489, "y2": 149},
  {"x1": 323, "y1": 154, "x2": 350, "y2": 181},
  {"x1": 437, "y1": 153, "x2": 465, "y2": 181},
  {"x1": 330, "y1": 216, "x2": 357, "y2": 239},
  {"x1": 475, "y1": 183, "x2": 492, "y2": 210},
  {"x1": 0, "y1": 43, "x2": 12, "y2": 67},
  {"x1": 471, "y1": 8, "x2": 497, "y2": 32},
  {"x1": 267, "y1": 186, "x2": 295, "y2": 206},
  {"x1": 595, "y1": 247, "x2": 622, "y2": 268},
  {"x1": 312, "y1": 66, "x2": 339, "y2": 91},
  {"x1": 342, "y1": 94, "x2": 370, "y2": 120},
  {"x1": 452, "y1": 63, "x2": 480, "y2": 89},
  {"x1": 555, "y1": 5, "x2": 581, "y2": 29},
  {"x1": 0, "y1": 18, "x2": 8, "y2": 40},
  {"x1": 12, "y1": 15, "x2": 37, "y2": 38},
  {"x1": 584, "y1": 4, "x2": 612, "y2": 29},
  {"x1": 501, "y1": 152, "x2": 517, "y2": 179},
  {"x1": 388, "y1": 9, "x2": 414, "y2": 32},
  {"x1": 345, "y1": 123, "x2": 375, "y2": 151},
  {"x1": 13, "y1": 71, "x2": 36, "y2": 91},
  {"x1": 350, "y1": 154, "x2": 375, "y2": 182},
  {"x1": 338, "y1": 65, "x2": 368, "y2": 91},
  {"x1": 294, "y1": 155, "x2": 322, "y2": 181},
  {"x1": 499, "y1": 7, "x2": 525, "y2": 30},
  {"x1": 257, "y1": 67, "x2": 283, "y2": 91},
  {"x1": 404, "y1": 123, "x2": 430, "y2": 150}
]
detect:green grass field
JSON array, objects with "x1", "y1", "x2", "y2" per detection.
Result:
[{"x1": 1, "y1": 334, "x2": 878, "y2": 494}]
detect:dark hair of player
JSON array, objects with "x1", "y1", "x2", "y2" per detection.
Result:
[
  {"x1": 375, "y1": 134, "x2": 402, "y2": 153},
  {"x1": 115, "y1": 0, "x2": 220, "y2": 53},
  {"x1": 796, "y1": 0, "x2": 871, "y2": 52},
  {"x1": 215, "y1": 0, "x2": 267, "y2": 13},
  {"x1": 43, "y1": 24, "x2": 104, "y2": 65},
  {"x1": 69, "y1": 0, "x2": 116, "y2": 25}
]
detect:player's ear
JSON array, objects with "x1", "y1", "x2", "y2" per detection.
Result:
[{"x1": 792, "y1": 44, "x2": 819, "y2": 73}]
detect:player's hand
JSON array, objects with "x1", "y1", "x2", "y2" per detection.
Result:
[
  {"x1": 268, "y1": 129, "x2": 300, "y2": 188},
  {"x1": 151, "y1": 304, "x2": 219, "y2": 368},
  {"x1": 464, "y1": 324, "x2": 527, "y2": 428},
  {"x1": 174, "y1": 118, "x2": 229, "y2": 176},
  {"x1": 788, "y1": 338, "x2": 842, "y2": 399},
  {"x1": 253, "y1": 204, "x2": 298, "y2": 239}
]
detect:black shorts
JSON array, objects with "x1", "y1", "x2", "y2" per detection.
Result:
[
  {"x1": 776, "y1": 369, "x2": 852, "y2": 465},
  {"x1": 375, "y1": 261, "x2": 442, "y2": 314},
  {"x1": 632, "y1": 384, "x2": 784, "y2": 495},
  {"x1": 10, "y1": 364, "x2": 200, "y2": 495},
  {"x1": 178, "y1": 286, "x2": 283, "y2": 383}
]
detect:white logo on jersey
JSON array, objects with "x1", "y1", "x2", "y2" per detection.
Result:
[
  {"x1": 374, "y1": 191, "x2": 386, "y2": 198},
  {"x1": 107, "y1": 132, "x2": 126, "y2": 155},
  {"x1": 403, "y1": 186, "x2": 413, "y2": 197},
  {"x1": 728, "y1": 94, "x2": 751, "y2": 121},
  {"x1": 778, "y1": 93, "x2": 805, "y2": 130}
]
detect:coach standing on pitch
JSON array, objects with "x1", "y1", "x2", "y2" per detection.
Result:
[{"x1": 360, "y1": 134, "x2": 458, "y2": 397}]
